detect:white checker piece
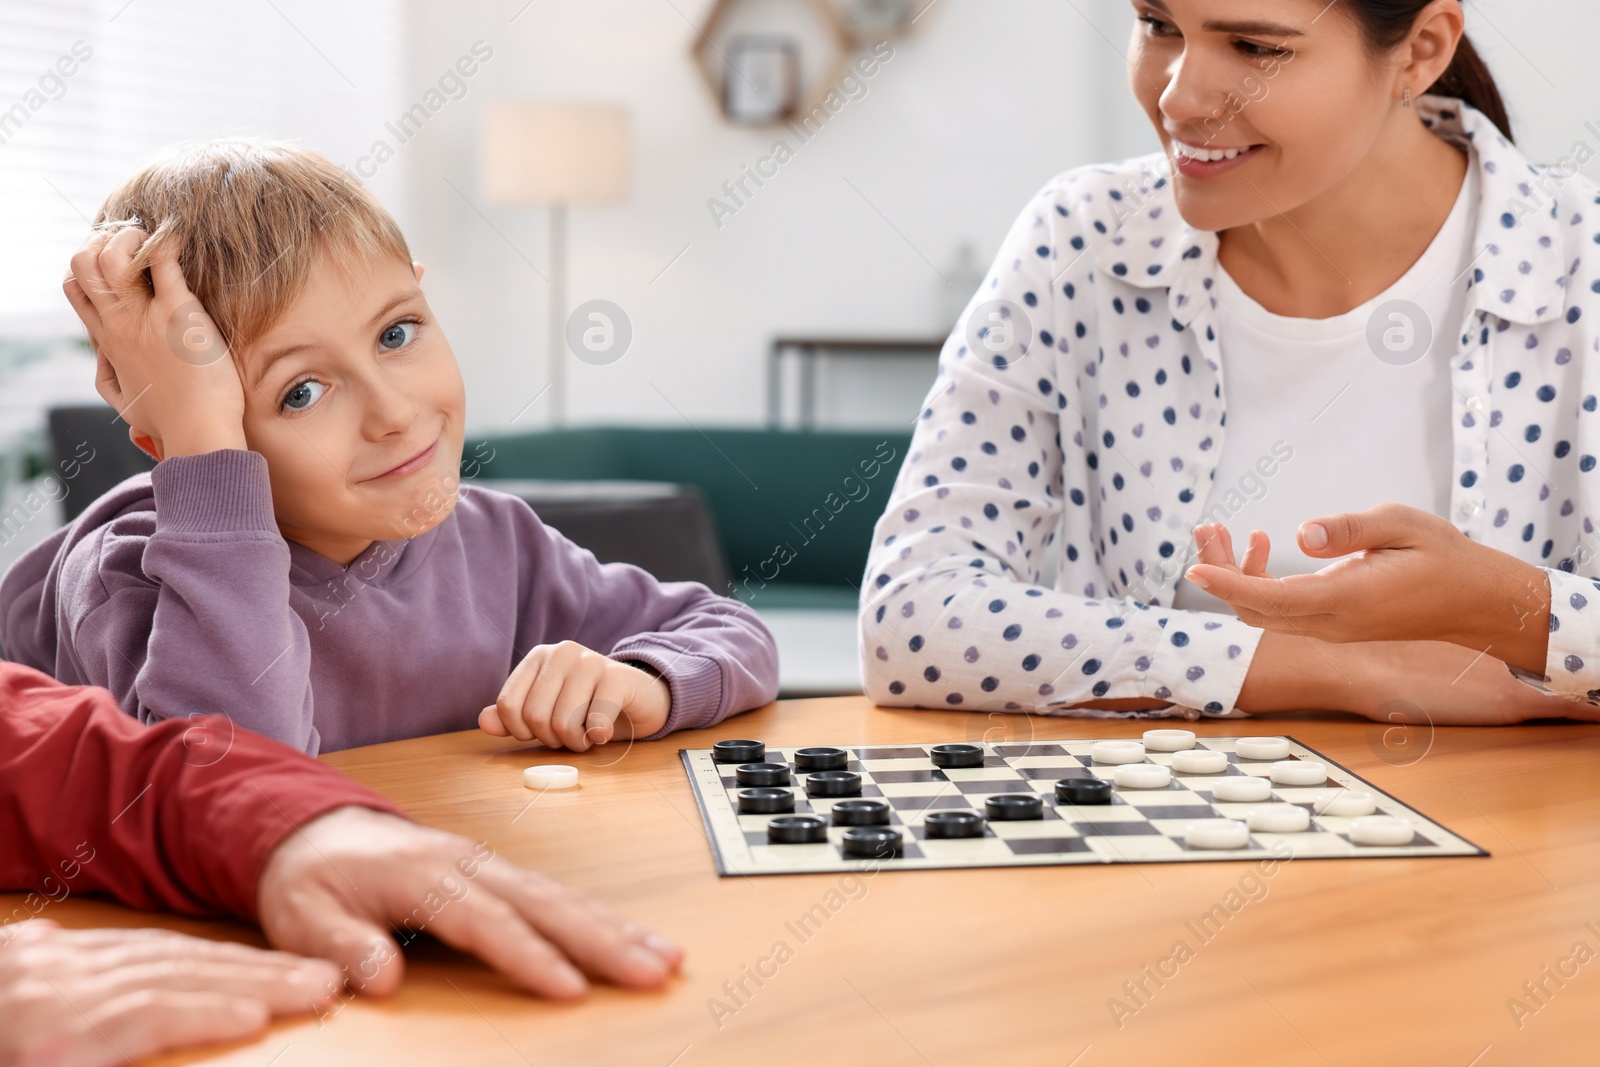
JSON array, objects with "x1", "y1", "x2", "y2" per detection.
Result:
[{"x1": 681, "y1": 738, "x2": 1486, "y2": 876}]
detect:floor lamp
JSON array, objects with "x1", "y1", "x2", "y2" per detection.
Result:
[{"x1": 482, "y1": 102, "x2": 631, "y2": 426}]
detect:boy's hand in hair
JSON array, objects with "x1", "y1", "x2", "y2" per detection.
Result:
[
  {"x1": 64, "y1": 226, "x2": 248, "y2": 460},
  {"x1": 478, "y1": 642, "x2": 672, "y2": 750}
]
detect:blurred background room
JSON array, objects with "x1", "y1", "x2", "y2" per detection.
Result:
[{"x1": 1, "y1": 0, "x2": 1595, "y2": 696}]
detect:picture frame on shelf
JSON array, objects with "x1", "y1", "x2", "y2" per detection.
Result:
[{"x1": 723, "y1": 36, "x2": 799, "y2": 124}]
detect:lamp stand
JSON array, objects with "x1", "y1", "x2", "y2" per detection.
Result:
[{"x1": 548, "y1": 202, "x2": 567, "y2": 426}]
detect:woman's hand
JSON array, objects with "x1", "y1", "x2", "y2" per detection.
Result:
[
  {"x1": 1233, "y1": 629, "x2": 1598, "y2": 726},
  {"x1": 1183, "y1": 505, "x2": 1552, "y2": 673},
  {"x1": 478, "y1": 642, "x2": 672, "y2": 750},
  {"x1": 63, "y1": 225, "x2": 248, "y2": 460},
  {"x1": 1338, "y1": 636, "x2": 1598, "y2": 726}
]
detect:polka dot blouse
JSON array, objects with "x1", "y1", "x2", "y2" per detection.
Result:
[{"x1": 859, "y1": 96, "x2": 1600, "y2": 718}]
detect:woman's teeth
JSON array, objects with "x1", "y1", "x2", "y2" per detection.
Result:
[{"x1": 1173, "y1": 141, "x2": 1254, "y2": 162}]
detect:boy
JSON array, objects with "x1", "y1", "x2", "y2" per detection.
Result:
[{"x1": 0, "y1": 140, "x2": 778, "y2": 754}]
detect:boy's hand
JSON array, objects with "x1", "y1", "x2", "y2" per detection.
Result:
[
  {"x1": 478, "y1": 642, "x2": 672, "y2": 750},
  {"x1": 63, "y1": 225, "x2": 248, "y2": 459}
]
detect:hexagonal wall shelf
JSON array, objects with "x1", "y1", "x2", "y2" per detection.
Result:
[{"x1": 692, "y1": 0, "x2": 852, "y2": 126}]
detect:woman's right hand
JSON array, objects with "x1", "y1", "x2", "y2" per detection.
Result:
[{"x1": 63, "y1": 226, "x2": 248, "y2": 460}]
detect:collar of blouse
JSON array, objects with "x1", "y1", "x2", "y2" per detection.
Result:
[{"x1": 1094, "y1": 94, "x2": 1573, "y2": 342}]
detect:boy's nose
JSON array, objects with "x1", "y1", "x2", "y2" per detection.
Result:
[{"x1": 361, "y1": 375, "x2": 423, "y2": 437}]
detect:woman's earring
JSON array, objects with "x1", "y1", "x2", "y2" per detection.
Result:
[{"x1": 1403, "y1": 87, "x2": 1413, "y2": 108}]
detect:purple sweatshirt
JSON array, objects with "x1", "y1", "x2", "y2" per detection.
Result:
[{"x1": 0, "y1": 450, "x2": 778, "y2": 754}]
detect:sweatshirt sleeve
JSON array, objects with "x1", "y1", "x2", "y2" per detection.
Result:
[
  {"x1": 859, "y1": 176, "x2": 1263, "y2": 717},
  {"x1": 0, "y1": 663, "x2": 403, "y2": 922},
  {"x1": 61, "y1": 449, "x2": 320, "y2": 754},
  {"x1": 509, "y1": 504, "x2": 779, "y2": 738}
]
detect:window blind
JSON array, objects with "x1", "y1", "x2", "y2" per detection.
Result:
[{"x1": 0, "y1": 0, "x2": 406, "y2": 329}]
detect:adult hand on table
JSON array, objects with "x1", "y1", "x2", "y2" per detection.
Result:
[
  {"x1": 257, "y1": 806, "x2": 683, "y2": 1002},
  {"x1": 0, "y1": 920, "x2": 338, "y2": 1067},
  {"x1": 1183, "y1": 506, "x2": 1553, "y2": 673}
]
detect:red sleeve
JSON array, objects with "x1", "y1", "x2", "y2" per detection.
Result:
[{"x1": 0, "y1": 663, "x2": 405, "y2": 922}]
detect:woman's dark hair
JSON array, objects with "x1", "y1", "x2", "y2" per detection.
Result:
[{"x1": 1345, "y1": 1, "x2": 1512, "y2": 143}]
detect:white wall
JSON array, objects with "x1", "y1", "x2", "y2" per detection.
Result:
[{"x1": 398, "y1": 0, "x2": 1106, "y2": 433}]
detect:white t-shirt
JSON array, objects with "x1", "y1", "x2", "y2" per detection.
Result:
[{"x1": 1173, "y1": 154, "x2": 1479, "y2": 613}]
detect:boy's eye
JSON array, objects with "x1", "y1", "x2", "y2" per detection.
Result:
[
  {"x1": 380, "y1": 321, "x2": 417, "y2": 350},
  {"x1": 283, "y1": 379, "x2": 326, "y2": 411},
  {"x1": 1137, "y1": 14, "x2": 1175, "y2": 36}
]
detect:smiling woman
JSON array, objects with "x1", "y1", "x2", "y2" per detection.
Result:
[{"x1": 860, "y1": 0, "x2": 1600, "y2": 729}]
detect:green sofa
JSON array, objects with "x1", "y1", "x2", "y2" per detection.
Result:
[{"x1": 462, "y1": 427, "x2": 910, "y2": 611}]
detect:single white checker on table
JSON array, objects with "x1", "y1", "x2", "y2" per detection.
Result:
[
  {"x1": 523, "y1": 765, "x2": 579, "y2": 790},
  {"x1": 682, "y1": 738, "x2": 1484, "y2": 875}
]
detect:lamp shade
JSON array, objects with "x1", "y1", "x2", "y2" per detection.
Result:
[{"x1": 481, "y1": 101, "x2": 631, "y2": 206}]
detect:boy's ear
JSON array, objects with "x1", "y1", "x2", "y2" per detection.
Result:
[
  {"x1": 129, "y1": 426, "x2": 164, "y2": 463},
  {"x1": 413, "y1": 260, "x2": 425, "y2": 283}
]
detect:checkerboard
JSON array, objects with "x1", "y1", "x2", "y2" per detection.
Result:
[{"x1": 680, "y1": 737, "x2": 1486, "y2": 875}]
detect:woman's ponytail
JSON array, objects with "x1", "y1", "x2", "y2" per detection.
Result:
[{"x1": 1425, "y1": 32, "x2": 1513, "y2": 143}]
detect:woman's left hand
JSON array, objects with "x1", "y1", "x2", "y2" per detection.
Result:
[{"x1": 1184, "y1": 504, "x2": 1552, "y2": 673}]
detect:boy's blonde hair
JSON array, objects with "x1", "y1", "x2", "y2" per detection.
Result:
[{"x1": 94, "y1": 140, "x2": 411, "y2": 354}]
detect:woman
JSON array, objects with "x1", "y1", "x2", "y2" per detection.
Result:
[{"x1": 861, "y1": 0, "x2": 1600, "y2": 726}]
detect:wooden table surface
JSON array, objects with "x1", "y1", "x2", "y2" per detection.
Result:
[{"x1": 15, "y1": 697, "x2": 1600, "y2": 1066}]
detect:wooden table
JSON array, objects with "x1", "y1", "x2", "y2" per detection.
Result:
[{"x1": 16, "y1": 697, "x2": 1600, "y2": 1065}]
